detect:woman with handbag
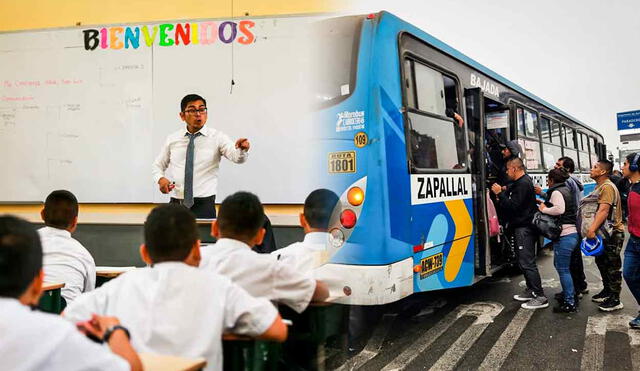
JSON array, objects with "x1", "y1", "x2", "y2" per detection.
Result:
[{"x1": 538, "y1": 168, "x2": 580, "y2": 313}]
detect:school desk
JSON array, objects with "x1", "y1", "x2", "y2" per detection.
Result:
[
  {"x1": 38, "y1": 282, "x2": 66, "y2": 314},
  {"x1": 139, "y1": 353, "x2": 206, "y2": 371}
]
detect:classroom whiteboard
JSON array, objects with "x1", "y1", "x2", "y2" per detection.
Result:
[{"x1": 0, "y1": 16, "x2": 322, "y2": 203}]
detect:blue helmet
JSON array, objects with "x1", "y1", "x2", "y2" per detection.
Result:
[{"x1": 580, "y1": 236, "x2": 604, "y2": 256}]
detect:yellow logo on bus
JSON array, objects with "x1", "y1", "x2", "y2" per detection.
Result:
[{"x1": 444, "y1": 199, "x2": 473, "y2": 282}]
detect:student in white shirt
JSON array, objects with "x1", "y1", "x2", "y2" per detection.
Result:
[
  {"x1": 0, "y1": 215, "x2": 141, "y2": 371},
  {"x1": 38, "y1": 190, "x2": 96, "y2": 303},
  {"x1": 272, "y1": 189, "x2": 339, "y2": 273},
  {"x1": 152, "y1": 93, "x2": 250, "y2": 218},
  {"x1": 64, "y1": 204, "x2": 286, "y2": 371},
  {"x1": 200, "y1": 191, "x2": 330, "y2": 313}
]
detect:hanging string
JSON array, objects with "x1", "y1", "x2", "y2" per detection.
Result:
[{"x1": 229, "y1": 0, "x2": 235, "y2": 94}]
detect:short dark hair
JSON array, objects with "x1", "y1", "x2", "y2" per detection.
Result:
[
  {"x1": 0, "y1": 216, "x2": 42, "y2": 298},
  {"x1": 598, "y1": 159, "x2": 613, "y2": 175},
  {"x1": 558, "y1": 156, "x2": 576, "y2": 173},
  {"x1": 507, "y1": 157, "x2": 524, "y2": 170},
  {"x1": 144, "y1": 204, "x2": 199, "y2": 263},
  {"x1": 180, "y1": 94, "x2": 206, "y2": 112},
  {"x1": 217, "y1": 192, "x2": 265, "y2": 241},
  {"x1": 43, "y1": 190, "x2": 78, "y2": 229},
  {"x1": 304, "y1": 189, "x2": 339, "y2": 230},
  {"x1": 548, "y1": 168, "x2": 570, "y2": 184},
  {"x1": 626, "y1": 153, "x2": 640, "y2": 172}
]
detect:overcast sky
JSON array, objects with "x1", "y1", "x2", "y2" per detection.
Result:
[{"x1": 346, "y1": 0, "x2": 640, "y2": 157}]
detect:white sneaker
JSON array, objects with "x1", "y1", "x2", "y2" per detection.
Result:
[
  {"x1": 513, "y1": 289, "x2": 535, "y2": 302},
  {"x1": 521, "y1": 295, "x2": 549, "y2": 309}
]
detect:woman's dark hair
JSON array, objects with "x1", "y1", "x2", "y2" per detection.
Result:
[
  {"x1": 0, "y1": 216, "x2": 42, "y2": 298},
  {"x1": 548, "y1": 167, "x2": 570, "y2": 184}
]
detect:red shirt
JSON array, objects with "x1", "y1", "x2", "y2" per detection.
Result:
[{"x1": 627, "y1": 182, "x2": 640, "y2": 238}]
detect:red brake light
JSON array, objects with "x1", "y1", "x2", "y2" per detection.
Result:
[
  {"x1": 367, "y1": 13, "x2": 376, "y2": 19},
  {"x1": 340, "y1": 209, "x2": 357, "y2": 229}
]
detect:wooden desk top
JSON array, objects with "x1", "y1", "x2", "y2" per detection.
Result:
[
  {"x1": 222, "y1": 333, "x2": 254, "y2": 341},
  {"x1": 42, "y1": 282, "x2": 65, "y2": 291},
  {"x1": 96, "y1": 266, "x2": 136, "y2": 278},
  {"x1": 0, "y1": 205, "x2": 301, "y2": 226},
  {"x1": 139, "y1": 353, "x2": 206, "y2": 371}
]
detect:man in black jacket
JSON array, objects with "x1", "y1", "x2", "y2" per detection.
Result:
[
  {"x1": 491, "y1": 157, "x2": 548, "y2": 309},
  {"x1": 496, "y1": 140, "x2": 523, "y2": 186}
]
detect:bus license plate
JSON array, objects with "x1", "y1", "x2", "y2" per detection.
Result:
[
  {"x1": 328, "y1": 151, "x2": 356, "y2": 173},
  {"x1": 420, "y1": 253, "x2": 443, "y2": 279}
]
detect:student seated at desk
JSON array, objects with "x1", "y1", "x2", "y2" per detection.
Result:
[
  {"x1": 0, "y1": 215, "x2": 141, "y2": 371},
  {"x1": 272, "y1": 189, "x2": 339, "y2": 273},
  {"x1": 200, "y1": 191, "x2": 330, "y2": 313},
  {"x1": 63, "y1": 204, "x2": 286, "y2": 371},
  {"x1": 38, "y1": 190, "x2": 96, "y2": 303}
]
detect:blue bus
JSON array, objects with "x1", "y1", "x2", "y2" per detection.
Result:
[{"x1": 312, "y1": 12, "x2": 606, "y2": 305}]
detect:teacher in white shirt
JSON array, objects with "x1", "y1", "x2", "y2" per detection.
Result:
[{"x1": 152, "y1": 94, "x2": 250, "y2": 218}]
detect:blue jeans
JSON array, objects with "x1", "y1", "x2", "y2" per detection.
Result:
[
  {"x1": 554, "y1": 233, "x2": 579, "y2": 305},
  {"x1": 623, "y1": 235, "x2": 640, "y2": 307}
]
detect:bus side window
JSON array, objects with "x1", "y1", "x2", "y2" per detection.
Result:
[
  {"x1": 516, "y1": 107, "x2": 526, "y2": 136},
  {"x1": 404, "y1": 59, "x2": 466, "y2": 171},
  {"x1": 562, "y1": 125, "x2": 579, "y2": 170},
  {"x1": 577, "y1": 132, "x2": 590, "y2": 172},
  {"x1": 590, "y1": 137, "x2": 598, "y2": 165},
  {"x1": 516, "y1": 107, "x2": 542, "y2": 171},
  {"x1": 541, "y1": 118, "x2": 562, "y2": 171}
]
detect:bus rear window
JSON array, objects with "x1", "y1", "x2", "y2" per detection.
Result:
[{"x1": 311, "y1": 16, "x2": 363, "y2": 108}]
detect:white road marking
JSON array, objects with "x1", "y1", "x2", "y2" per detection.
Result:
[
  {"x1": 381, "y1": 302, "x2": 503, "y2": 371},
  {"x1": 628, "y1": 323, "x2": 640, "y2": 371},
  {"x1": 477, "y1": 308, "x2": 534, "y2": 371},
  {"x1": 581, "y1": 315, "x2": 607, "y2": 371},
  {"x1": 336, "y1": 314, "x2": 397, "y2": 371},
  {"x1": 581, "y1": 314, "x2": 638, "y2": 371}
]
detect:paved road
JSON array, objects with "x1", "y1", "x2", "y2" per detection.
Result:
[{"x1": 327, "y1": 248, "x2": 640, "y2": 370}]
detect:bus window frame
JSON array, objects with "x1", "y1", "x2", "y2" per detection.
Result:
[
  {"x1": 399, "y1": 48, "x2": 470, "y2": 174},
  {"x1": 509, "y1": 100, "x2": 544, "y2": 171},
  {"x1": 512, "y1": 103, "x2": 541, "y2": 141},
  {"x1": 563, "y1": 125, "x2": 577, "y2": 150},
  {"x1": 577, "y1": 131, "x2": 591, "y2": 170},
  {"x1": 550, "y1": 120, "x2": 562, "y2": 146},
  {"x1": 540, "y1": 114, "x2": 562, "y2": 171},
  {"x1": 540, "y1": 115, "x2": 552, "y2": 144},
  {"x1": 589, "y1": 135, "x2": 600, "y2": 164}
]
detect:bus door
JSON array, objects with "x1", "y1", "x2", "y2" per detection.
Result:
[
  {"x1": 465, "y1": 88, "x2": 513, "y2": 275},
  {"x1": 464, "y1": 88, "x2": 489, "y2": 276},
  {"x1": 403, "y1": 57, "x2": 475, "y2": 291}
]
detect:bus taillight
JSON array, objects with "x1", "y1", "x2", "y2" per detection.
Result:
[
  {"x1": 340, "y1": 209, "x2": 357, "y2": 229},
  {"x1": 347, "y1": 186, "x2": 364, "y2": 206},
  {"x1": 329, "y1": 228, "x2": 345, "y2": 248}
]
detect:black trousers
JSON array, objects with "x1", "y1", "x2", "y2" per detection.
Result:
[
  {"x1": 170, "y1": 195, "x2": 278, "y2": 253},
  {"x1": 170, "y1": 195, "x2": 216, "y2": 219},
  {"x1": 512, "y1": 226, "x2": 544, "y2": 296}
]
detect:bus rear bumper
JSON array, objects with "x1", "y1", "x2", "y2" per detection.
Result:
[{"x1": 315, "y1": 257, "x2": 414, "y2": 305}]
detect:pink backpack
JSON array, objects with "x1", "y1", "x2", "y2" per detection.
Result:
[{"x1": 487, "y1": 190, "x2": 500, "y2": 237}]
